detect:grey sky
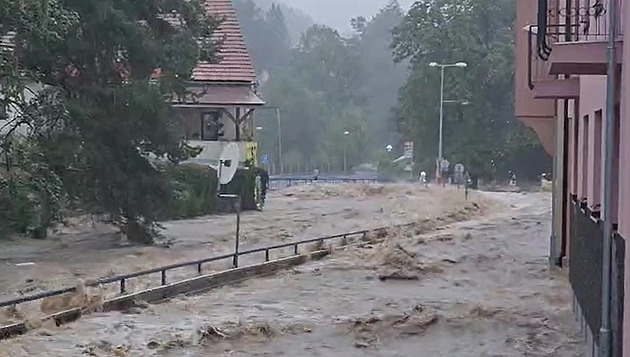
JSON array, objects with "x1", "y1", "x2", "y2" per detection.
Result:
[{"x1": 282, "y1": 0, "x2": 415, "y2": 34}]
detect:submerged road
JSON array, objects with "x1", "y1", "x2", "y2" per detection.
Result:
[{"x1": 1, "y1": 191, "x2": 583, "y2": 356}]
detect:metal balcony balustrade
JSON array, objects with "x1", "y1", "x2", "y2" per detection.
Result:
[
  {"x1": 528, "y1": 0, "x2": 623, "y2": 89},
  {"x1": 536, "y1": 0, "x2": 622, "y2": 61}
]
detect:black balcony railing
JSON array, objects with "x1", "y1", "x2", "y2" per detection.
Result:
[
  {"x1": 528, "y1": 25, "x2": 552, "y2": 90},
  {"x1": 536, "y1": 0, "x2": 623, "y2": 61}
]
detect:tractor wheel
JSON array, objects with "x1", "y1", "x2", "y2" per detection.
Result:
[{"x1": 254, "y1": 174, "x2": 265, "y2": 211}]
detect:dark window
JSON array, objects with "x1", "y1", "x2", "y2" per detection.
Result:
[{"x1": 200, "y1": 111, "x2": 224, "y2": 141}]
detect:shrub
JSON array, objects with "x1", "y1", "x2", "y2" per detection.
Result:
[
  {"x1": 377, "y1": 158, "x2": 404, "y2": 180},
  {"x1": 165, "y1": 163, "x2": 218, "y2": 219},
  {"x1": 0, "y1": 172, "x2": 64, "y2": 238},
  {"x1": 221, "y1": 166, "x2": 269, "y2": 211}
]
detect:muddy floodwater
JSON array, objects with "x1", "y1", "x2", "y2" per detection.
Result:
[{"x1": 0, "y1": 185, "x2": 583, "y2": 356}]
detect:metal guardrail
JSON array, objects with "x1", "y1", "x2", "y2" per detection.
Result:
[
  {"x1": 0, "y1": 229, "x2": 370, "y2": 309},
  {"x1": 0, "y1": 178, "x2": 388, "y2": 309},
  {"x1": 268, "y1": 177, "x2": 384, "y2": 190}
]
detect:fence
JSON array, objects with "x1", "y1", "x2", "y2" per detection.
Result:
[
  {"x1": 569, "y1": 198, "x2": 625, "y2": 355},
  {"x1": 0, "y1": 229, "x2": 370, "y2": 309},
  {"x1": 268, "y1": 176, "x2": 384, "y2": 190},
  {"x1": 569, "y1": 200, "x2": 604, "y2": 344}
]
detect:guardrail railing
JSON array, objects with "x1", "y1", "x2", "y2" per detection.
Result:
[
  {"x1": 0, "y1": 229, "x2": 370, "y2": 308},
  {"x1": 268, "y1": 177, "x2": 385, "y2": 189}
]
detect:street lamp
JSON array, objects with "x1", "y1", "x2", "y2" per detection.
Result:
[
  {"x1": 443, "y1": 100, "x2": 470, "y2": 106},
  {"x1": 428, "y1": 61, "x2": 467, "y2": 163},
  {"x1": 343, "y1": 131, "x2": 350, "y2": 173}
]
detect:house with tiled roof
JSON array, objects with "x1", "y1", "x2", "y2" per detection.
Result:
[
  {"x1": 172, "y1": 0, "x2": 265, "y2": 168},
  {"x1": 2, "y1": 0, "x2": 265, "y2": 172}
]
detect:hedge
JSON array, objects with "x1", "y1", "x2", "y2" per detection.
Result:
[
  {"x1": 165, "y1": 163, "x2": 218, "y2": 219},
  {"x1": 220, "y1": 166, "x2": 269, "y2": 211},
  {"x1": 0, "y1": 174, "x2": 64, "y2": 239}
]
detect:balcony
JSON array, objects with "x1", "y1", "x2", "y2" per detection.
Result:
[
  {"x1": 536, "y1": 1, "x2": 623, "y2": 75},
  {"x1": 527, "y1": 25, "x2": 580, "y2": 100}
]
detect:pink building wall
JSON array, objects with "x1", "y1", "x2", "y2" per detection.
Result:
[
  {"x1": 515, "y1": 0, "x2": 629, "y2": 352},
  {"x1": 514, "y1": 0, "x2": 556, "y2": 155},
  {"x1": 578, "y1": 76, "x2": 607, "y2": 211}
]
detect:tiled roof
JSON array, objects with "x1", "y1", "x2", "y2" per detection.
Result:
[
  {"x1": 1, "y1": 0, "x2": 257, "y2": 84},
  {"x1": 192, "y1": 0, "x2": 257, "y2": 83},
  {"x1": 172, "y1": 84, "x2": 265, "y2": 107}
]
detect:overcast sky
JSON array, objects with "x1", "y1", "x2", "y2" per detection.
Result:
[{"x1": 283, "y1": 0, "x2": 415, "y2": 34}]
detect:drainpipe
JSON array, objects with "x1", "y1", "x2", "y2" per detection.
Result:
[
  {"x1": 559, "y1": 0, "x2": 573, "y2": 267},
  {"x1": 599, "y1": 0, "x2": 618, "y2": 355},
  {"x1": 560, "y1": 100, "x2": 570, "y2": 266}
]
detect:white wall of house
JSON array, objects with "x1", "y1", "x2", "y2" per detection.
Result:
[{"x1": 0, "y1": 81, "x2": 43, "y2": 138}]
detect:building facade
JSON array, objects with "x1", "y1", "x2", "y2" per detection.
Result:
[
  {"x1": 515, "y1": 0, "x2": 627, "y2": 355},
  {"x1": 172, "y1": 0, "x2": 265, "y2": 166}
]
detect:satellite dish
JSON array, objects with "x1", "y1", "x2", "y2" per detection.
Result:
[{"x1": 217, "y1": 143, "x2": 240, "y2": 185}]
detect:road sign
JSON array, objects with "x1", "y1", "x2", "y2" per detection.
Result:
[
  {"x1": 261, "y1": 154, "x2": 270, "y2": 165},
  {"x1": 246, "y1": 142, "x2": 258, "y2": 163},
  {"x1": 440, "y1": 159, "x2": 450, "y2": 171},
  {"x1": 454, "y1": 163, "x2": 465, "y2": 173},
  {"x1": 404, "y1": 141, "x2": 413, "y2": 159}
]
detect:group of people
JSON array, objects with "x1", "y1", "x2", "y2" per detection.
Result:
[{"x1": 417, "y1": 161, "x2": 472, "y2": 188}]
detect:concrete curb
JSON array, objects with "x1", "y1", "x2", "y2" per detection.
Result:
[{"x1": 0, "y1": 250, "x2": 329, "y2": 340}]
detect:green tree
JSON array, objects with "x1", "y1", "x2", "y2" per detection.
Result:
[
  {"x1": 235, "y1": 2, "x2": 408, "y2": 172},
  {"x1": 391, "y1": 0, "x2": 550, "y2": 179},
  {"x1": 352, "y1": 0, "x2": 407, "y2": 157},
  {"x1": 257, "y1": 24, "x2": 367, "y2": 171},
  {"x1": 1, "y1": 0, "x2": 219, "y2": 242}
]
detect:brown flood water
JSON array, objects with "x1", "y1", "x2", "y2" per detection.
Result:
[{"x1": 0, "y1": 185, "x2": 583, "y2": 356}]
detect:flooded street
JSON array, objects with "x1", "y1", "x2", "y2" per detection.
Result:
[
  {"x1": 0, "y1": 184, "x2": 482, "y2": 314},
  {"x1": 0, "y1": 187, "x2": 583, "y2": 356}
]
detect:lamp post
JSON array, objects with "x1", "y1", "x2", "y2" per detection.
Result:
[
  {"x1": 343, "y1": 130, "x2": 350, "y2": 173},
  {"x1": 428, "y1": 61, "x2": 468, "y2": 164}
]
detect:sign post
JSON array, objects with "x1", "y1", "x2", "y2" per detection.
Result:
[
  {"x1": 439, "y1": 158, "x2": 450, "y2": 186},
  {"x1": 404, "y1": 141, "x2": 414, "y2": 180},
  {"x1": 403, "y1": 141, "x2": 413, "y2": 160},
  {"x1": 218, "y1": 193, "x2": 241, "y2": 268}
]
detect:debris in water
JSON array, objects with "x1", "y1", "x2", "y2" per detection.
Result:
[
  {"x1": 197, "y1": 325, "x2": 229, "y2": 342},
  {"x1": 2, "y1": 305, "x2": 23, "y2": 321},
  {"x1": 395, "y1": 244, "x2": 416, "y2": 258},
  {"x1": 347, "y1": 306, "x2": 440, "y2": 346},
  {"x1": 14, "y1": 262, "x2": 36, "y2": 267},
  {"x1": 378, "y1": 273, "x2": 419, "y2": 282}
]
